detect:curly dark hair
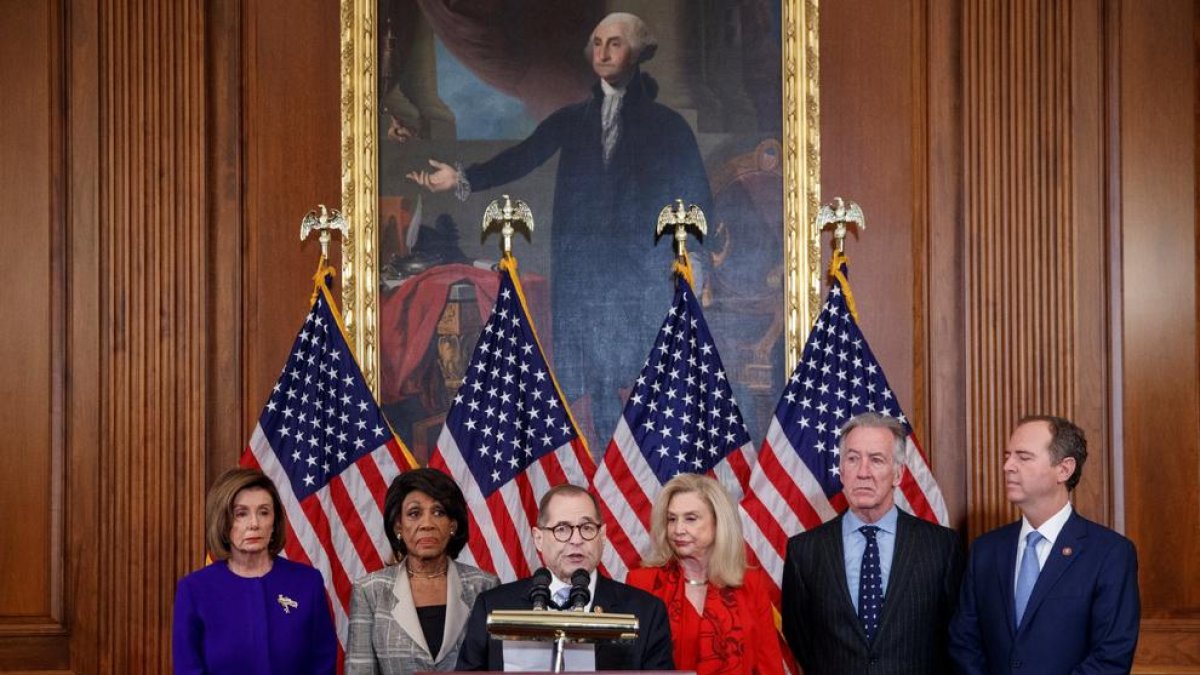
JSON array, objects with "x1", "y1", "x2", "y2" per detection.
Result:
[{"x1": 383, "y1": 468, "x2": 470, "y2": 558}]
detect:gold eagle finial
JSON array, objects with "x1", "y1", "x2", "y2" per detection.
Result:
[
  {"x1": 655, "y1": 199, "x2": 707, "y2": 260},
  {"x1": 482, "y1": 195, "x2": 535, "y2": 256},
  {"x1": 300, "y1": 205, "x2": 349, "y2": 260},
  {"x1": 816, "y1": 197, "x2": 866, "y2": 254}
]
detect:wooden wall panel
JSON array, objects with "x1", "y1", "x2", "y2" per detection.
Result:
[
  {"x1": 961, "y1": 0, "x2": 1110, "y2": 537},
  {"x1": 923, "y1": 0, "x2": 969, "y2": 532},
  {"x1": 1119, "y1": 0, "x2": 1200, "y2": 668},
  {"x1": 0, "y1": 0, "x2": 58, "y2": 631},
  {"x1": 93, "y1": 0, "x2": 208, "y2": 671},
  {"x1": 207, "y1": 0, "x2": 247, "y2": 488},
  {"x1": 820, "y1": 0, "x2": 971, "y2": 529},
  {"x1": 239, "y1": 0, "x2": 343, "y2": 471},
  {"x1": 820, "y1": 0, "x2": 919, "y2": 435}
]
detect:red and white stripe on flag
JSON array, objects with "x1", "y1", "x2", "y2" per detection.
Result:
[
  {"x1": 739, "y1": 252, "x2": 950, "y2": 602},
  {"x1": 428, "y1": 257, "x2": 596, "y2": 582},
  {"x1": 240, "y1": 273, "x2": 418, "y2": 647},
  {"x1": 594, "y1": 269, "x2": 758, "y2": 577}
]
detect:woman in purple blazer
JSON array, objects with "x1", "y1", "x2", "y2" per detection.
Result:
[{"x1": 172, "y1": 468, "x2": 337, "y2": 675}]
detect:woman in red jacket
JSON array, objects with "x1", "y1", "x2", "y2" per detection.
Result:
[{"x1": 627, "y1": 473, "x2": 785, "y2": 675}]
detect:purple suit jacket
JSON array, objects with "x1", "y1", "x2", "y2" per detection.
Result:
[{"x1": 172, "y1": 557, "x2": 337, "y2": 675}]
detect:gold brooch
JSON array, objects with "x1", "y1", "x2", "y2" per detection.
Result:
[{"x1": 277, "y1": 594, "x2": 299, "y2": 614}]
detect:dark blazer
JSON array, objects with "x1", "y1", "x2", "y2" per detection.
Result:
[
  {"x1": 781, "y1": 508, "x2": 964, "y2": 675},
  {"x1": 948, "y1": 511, "x2": 1140, "y2": 674},
  {"x1": 454, "y1": 574, "x2": 675, "y2": 671}
]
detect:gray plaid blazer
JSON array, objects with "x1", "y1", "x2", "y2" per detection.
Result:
[{"x1": 345, "y1": 559, "x2": 499, "y2": 675}]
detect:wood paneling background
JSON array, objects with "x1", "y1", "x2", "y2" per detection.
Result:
[
  {"x1": 1, "y1": 0, "x2": 1196, "y2": 671},
  {"x1": 1118, "y1": 0, "x2": 1200, "y2": 667},
  {"x1": 822, "y1": 0, "x2": 1197, "y2": 670},
  {"x1": 959, "y1": 0, "x2": 1112, "y2": 535},
  {"x1": 0, "y1": 1, "x2": 66, "y2": 670}
]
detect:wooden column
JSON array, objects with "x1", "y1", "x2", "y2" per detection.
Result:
[
  {"x1": 961, "y1": 0, "x2": 1110, "y2": 536},
  {"x1": 94, "y1": 0, "x2": 209, "y2": 671}
]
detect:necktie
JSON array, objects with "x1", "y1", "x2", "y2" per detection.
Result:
[
  {"x1": 601, "y1": 92, "x2": 622, "y2": 165},
  {"x1": 1014, "y1": 531, "x2": 1044, "y2": 626},
  {"x1": 553, "y1": 586, "x2": 571, "y2": 610},
  {"x1": 857, "y1": 525, "x2": 883, "y2": 642}
]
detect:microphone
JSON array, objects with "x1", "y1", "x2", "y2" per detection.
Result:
[
  {"x1": 528, "y1": 567, "x2": 552, "y2": 611},
  {"x1": 568, "y1": 568, "x2": 591, "y2": 611}
]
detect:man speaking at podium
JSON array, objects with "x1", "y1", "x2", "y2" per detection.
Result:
[{"x1": 456, "y1": 484, "x2": 674, "y2": 671}]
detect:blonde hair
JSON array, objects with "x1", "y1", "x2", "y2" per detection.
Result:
[{"x1": 642, "y1": 474, "x2": 746, "y2": 587}]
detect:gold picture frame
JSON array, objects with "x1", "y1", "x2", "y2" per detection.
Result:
[{"x1": 340, "y1": 0, "x2": 821, "y2": 446}]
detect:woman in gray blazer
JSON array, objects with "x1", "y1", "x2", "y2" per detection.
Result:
[{"x1": 346, "y1": 469, "x2": 499, "y2": 674}]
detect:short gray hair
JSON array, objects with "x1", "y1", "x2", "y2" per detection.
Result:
[
  {"x1": 838, "y1": 412, "x2": 907, "y2": 472},
  {"x1": 584, "y1": 12, "x2": 658, "y2": 64}
]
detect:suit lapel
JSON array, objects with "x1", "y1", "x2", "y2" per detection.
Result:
[
  {"x1": 823, "y1": 515, "x2": 869, "y2": 644},
  {"x1": 876, "y1": 510, "x2": 916, "y2": 637},
  {"x1": 593, "y1": 577, "x2": 622, "y2": 670},
  {"x1": 995, "y1": 523, "x2": 1020, "y2": 636},
  {"x1": 438, "y1": 561, "x2": 470, "y2": 663},
  {"x1": 389, "y1": 560, "x2": 431, "y2": 657},
  {"x1": 1017, "y1": 512, "x2": 1086, "y2": 633}
]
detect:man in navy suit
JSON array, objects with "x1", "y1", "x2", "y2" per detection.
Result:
[
  {"x1": 456, "y1": 484, "x2": 674, "y2": 671},
  {"x1": 949, "y1": 415, "x2": 1140, "y2": 673}
]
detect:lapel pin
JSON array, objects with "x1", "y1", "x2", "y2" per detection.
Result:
[
  {"x1": 277, "y1": 594, "x2": 299, "y2": 613},
  {"x1": 1062, "y1": 547, "x2": 1073, "y2": 557}
]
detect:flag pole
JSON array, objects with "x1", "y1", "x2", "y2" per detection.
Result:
[{"x1": 480, "y1": 195, "x2": 592, "y2": 457}]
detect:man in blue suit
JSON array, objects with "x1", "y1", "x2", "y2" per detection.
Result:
[{"x1": 949, "y1": 415, "x2": 1140, "y2": 673}]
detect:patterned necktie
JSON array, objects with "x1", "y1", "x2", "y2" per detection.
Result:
[
  {"x1": 858, "y1": 525, "x2": 883, "y2": 642},
  {"x1": 553, "y1": 586, "x2": 571, "y2": 610},
  {"x1": 1014, "y1": 531, "x2": 1044, "y2": 626},
  {"x1": 601, "y1": 92, "x2": 622, "y2": 165}
]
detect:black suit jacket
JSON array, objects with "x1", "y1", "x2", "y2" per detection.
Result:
[
  {"x1": 781, "y1": 509, "x2": 964, "y2": 675},
  {"x1": 455, "y1": 574, "x2": 675, "y2": 671}
]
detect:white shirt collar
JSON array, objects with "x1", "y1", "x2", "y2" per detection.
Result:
[
  {"x1": 599, "y1": 78, "x2": 626, "y2": 98},
  {"x1": 1019, "y1": 500, "x2": 1073, "y2": 546},
  {"x1": 547, "y1": 569, "x2": 598, "y2": 612}
]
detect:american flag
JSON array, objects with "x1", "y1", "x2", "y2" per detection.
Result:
[
  {"x1": 739, "y1": 252, "x2": 950, "y2": 600},
  {"x1": 241, "y1": 271, "x2": 418, "y2": 646},
  {"x1": 594, "y1": 265, "x2": 757, "y2": 577},
  {"x1": 430, "y1": 257, "x2": 595, "y2": 582}
]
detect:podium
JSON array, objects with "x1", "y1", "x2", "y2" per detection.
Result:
[{"x1": 486, "y1": 609, "x2": 638, "y2": 673}]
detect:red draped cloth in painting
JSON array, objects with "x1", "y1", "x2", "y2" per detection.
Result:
[
  {"x1": 378, "y1": 263, "x2": 550, "y2": 405},
  {"x1": 627, "y1": 562, "x2": 786, "y2": 675},
  {"x1": 399, "y1": 0, "x2": 602, "y2": 119}
]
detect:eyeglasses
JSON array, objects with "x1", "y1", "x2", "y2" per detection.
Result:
[{"x1": 539, "y1": 521, "x2": 602, "y2": 542}]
